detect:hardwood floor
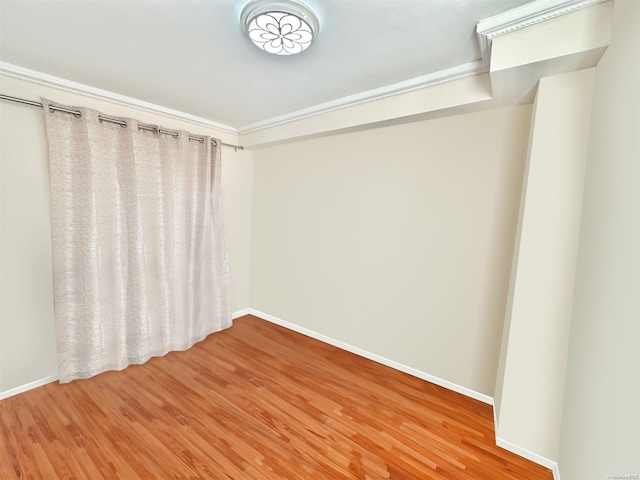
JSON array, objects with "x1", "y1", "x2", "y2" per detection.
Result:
[{"x1": 1, "y1": 315, "x2": 552, "y2": 479}]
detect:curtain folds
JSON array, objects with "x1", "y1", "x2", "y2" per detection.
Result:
[{"x1": 43, "y1": 99, "x2": 231, "y2": 383}]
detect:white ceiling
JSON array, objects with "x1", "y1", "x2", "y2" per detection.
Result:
[{"x1": 0, "y1": 0, "x2": 536, "y2": 129}]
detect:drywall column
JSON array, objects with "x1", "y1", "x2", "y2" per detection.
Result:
[{"x1": 494, "y1": 68, "x2": 595, "y2": 464}]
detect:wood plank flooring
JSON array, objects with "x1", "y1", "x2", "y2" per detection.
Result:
[{"x1": 1, "y1": 315, "x2": 552, "y2": 479}]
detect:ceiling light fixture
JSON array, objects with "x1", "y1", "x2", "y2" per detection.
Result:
[{"x1": 240, "y1": 0, "x2": 319, "y2": 56}]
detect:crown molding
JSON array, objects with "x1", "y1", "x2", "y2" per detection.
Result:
[
  {"x1": 0, "y1": 61, "x2": 237, "y2": 134},
  {"x1": 237, "y1": 60, "x2": 487, "y2": 135},
  {"x1": 1, "y1": 0, "x2": 609, "y2": 144},
  {"x1": 1, "y1": 59, "x2": 487, "y2": 138},
  {"x1": 477, "y1": 0, "x2": 610, "y2": 65}
]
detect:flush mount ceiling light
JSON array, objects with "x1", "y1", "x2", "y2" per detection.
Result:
[{"x1": 241, "y1": 0, "x2": 319, "y2": 56}]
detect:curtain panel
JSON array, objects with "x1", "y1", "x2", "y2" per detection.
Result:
[{"x1": 43, "y1": 99, "x2": 231, "y2": 383}]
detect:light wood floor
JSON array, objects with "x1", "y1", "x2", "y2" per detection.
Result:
[{"x1": 1, "y1": 315, "x2": 552, "y2": 479}]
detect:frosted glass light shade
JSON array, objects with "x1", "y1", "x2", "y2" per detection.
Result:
[{"x1": 241, "y1": 0, "x2": 319, "y2": 55}]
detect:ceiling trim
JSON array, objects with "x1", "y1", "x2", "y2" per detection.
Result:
[
  {"x1": 477, "y1": 0, "x2": 610, "y2": 65},
  {"x1": 237, "y1": 60, "x2": 487, "y2": 135},
  {"x1": 0, "y1": 61, "x2": 237, "y2": 134},
  {"x1": 0, "y1": 0, "x2": 610, "y2": 141}
]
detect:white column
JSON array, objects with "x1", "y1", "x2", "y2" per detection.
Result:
[{"x1": 494, "y1": 67, "x2": 596, "y2": 463}]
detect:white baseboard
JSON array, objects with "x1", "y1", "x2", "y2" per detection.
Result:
[
  {"x1": 496, "y1": 437, "x2": 561, "y2": 480},
  {"x1": 0, "y1": 374, "x2": 59, "y2": 401},
  {"x1": 245, "y1": 308, "x2": 493, "y2": 405},
  {"x1": 553, "y1": 463, "x2": 561, "y2": 480},
  {"x1": 232, "y1": 308, "x2": 252, "y2": 319},
  {"x1": 0, "y1": 309, "x2": 250, "y2": 400}
]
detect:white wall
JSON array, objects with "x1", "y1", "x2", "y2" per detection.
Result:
[
  {"x1": 558, "y1": 1, "x2": 640, "y2": 477},
  {"x1": 0, "y1": 74, "x2": 253, "y2": 394},
  {"x1": 249, "y1": 104, "x2": 532, "y2": 397},
  {"x1": 0, "y1": 93, "x2": 54, "y2": 394}
]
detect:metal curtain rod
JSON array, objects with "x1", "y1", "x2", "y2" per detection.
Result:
[{"x1": 0, "y1": 94, "x2": 244, "y2": 151}]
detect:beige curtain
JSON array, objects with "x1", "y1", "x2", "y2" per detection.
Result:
[{"x1": 43, "y1": 99, "x2": 231, "y2": 383}]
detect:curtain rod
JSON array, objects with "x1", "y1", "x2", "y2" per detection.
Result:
[{"x1": 0, "y1": 93, "x2": 244, "y2": 151}]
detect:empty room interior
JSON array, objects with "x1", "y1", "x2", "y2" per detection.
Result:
[{"x1": 0, "y1": 0, "x2": 638, "y2": 479}]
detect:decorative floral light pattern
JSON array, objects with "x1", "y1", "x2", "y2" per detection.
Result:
[{"x1": 248, "y1": 12, "x2": 314, "y2": 55}]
